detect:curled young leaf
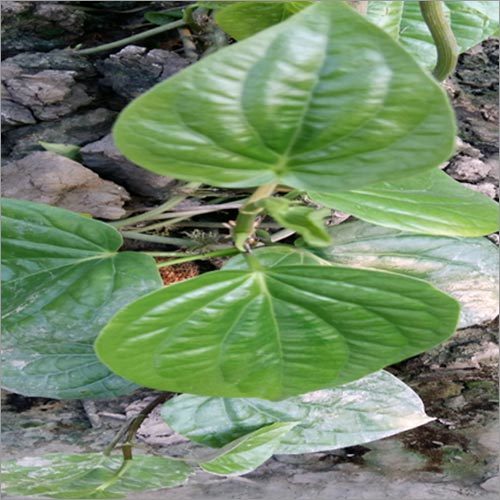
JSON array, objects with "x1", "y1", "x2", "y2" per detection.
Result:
[
  {"x1": 200, "y1": 422, "x2": 298, "y2": 476},
  {"x1": 96, "y1": 248, "x2": 459, "y2": 400},
  {"x1": 114, "y1": 1, "x2": 454, "y2": 192},
  {"x1": 1, "y1": 198, "x2": 162, "y2": 399},
  {"x1": 260, "y1": 197, "x2": 332, "y2": 247}
]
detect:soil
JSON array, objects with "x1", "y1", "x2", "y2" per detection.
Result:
[{"x1": 1, "y1": 3, "x2": 498, "y2": 500}]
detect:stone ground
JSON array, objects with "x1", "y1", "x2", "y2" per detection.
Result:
[{"x1": 1, "y1": 2, "x2": 498, "y2": 500}]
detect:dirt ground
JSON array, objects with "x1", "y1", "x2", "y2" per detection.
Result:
[{"x1": 1, "y1": 2, "x2": 498, "y2": 499}]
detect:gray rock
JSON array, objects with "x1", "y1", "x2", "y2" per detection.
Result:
[
  {"x1": 1, "y1": 152, "x2": 130, "y2": 220},
  {"x1": 97, "y1": 45, "x2": 189, "y2": 101},
  {"x1": 1, "y1": 99, "x2": 36, "y2": 130},
  {"x1": 4, "y1": 50, "x2": 96, "y2": 79},
  {"x1": 462, "y1": 181, "x2": 498, "y2": 200},
  {"x1": 4, "y1": 108, "x2": 116, "y2": 159},
  {"x1": 446, "y1": 156, "x2": 491, "y2": 182},
  {"x1": 481, "y1": 476, "x2": 500, "y2": 493},
  {"x1": 81, "y1": 134, "x2": 176, "y2": 200},
  {"x1": 2, "y1": 67, "x2": 92, "y2": 121},
  {"x1": 1, "y1": 2, "x2": 86, "y2": 58}
]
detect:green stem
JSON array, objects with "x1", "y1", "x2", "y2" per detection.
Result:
[
  {"x1": 420, "y1": 0, "x2": 458, "y2": 81},
  {"x1": 110, "y1": 182, "x2": 201, "y2": 229},
  {"x1": 122, "y1": 231, "x2": 198, "y2": 248},
  {"x1": 94, "y1": 459, "x2": 133, "y2": 493},
  {"x1": 75, "y1": 19, "x2": 186, "y2": 55},
  {"x1": 156, "y1": 248, "x2": 240, "y2": 268},
  {"x1": 233, "y1": 183, "x2": 278, "y2": 251}
]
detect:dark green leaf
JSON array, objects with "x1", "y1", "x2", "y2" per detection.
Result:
[
  {"x1": 200, "y1": 422, "x2": 298, "y2": 475},
  {"x1": 96, "y1": 249, "x2": 459, "y2": 400},
  {"x1": 261, "y1": 197, "x2": 331, "y2": 247},
  {"x1": 1, "y1": 453, "x2": 192, "y2": 499},
  {"x1": 162, "y1": 370, "x2": 432, "y2": 453},
  {"x1": 114, "y1": 1, "x2": 455, "y2": 192},
  {"x1": 215, "y1": 1, "x2": 312, "y2": 40},
  {"x1": 316, "y1": 220, "x2": 498, "y2": 328},
  {"x1": 1, "y1": 198, "x2": 162, "y2": 399},
  {"x1": 144, "y1": 10, "x2": 183, "y2": 25},
  {"x1": 308, "y1": 169, "x2": 499, "y2": 237}
]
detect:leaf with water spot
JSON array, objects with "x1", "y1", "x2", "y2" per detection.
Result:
[{"x1": 162, "y1": 370, "x2": 432, "y2": 454}]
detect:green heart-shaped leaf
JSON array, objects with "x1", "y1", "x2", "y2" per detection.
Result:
[
  {"x1": 1, "y1": 198, "x2": 162, "y2": 399},
  {"x1": 308, "y1": 169, "x2": 499, "y2": 236},
  {"x1": 113, "y1": 0, "x2": 454, "y2": 192},
  {"x1": 162, "y1": 370, "x2": 432, "y2": 454},
  {"x1": 315, "y1": 220, "x2": 498, "y2": 328},
  {"x1": 261, "y1": 197, "x2": 332, "y2": 247},
  {"x1": 215, "y1": 1, "x2": 313, "y2": 40},
  {"x1": 367, "y1": 1, "x2": 404, "y2": 39},
  {"x1": 200, "y1": 422, "x2": 298, "y2": 476},
  {"x1": 1, "y1": 453, "x2": 192, "y2": 499},
  {"x1": 96, "y1": 249, "x2": 459, "y2": 400}
]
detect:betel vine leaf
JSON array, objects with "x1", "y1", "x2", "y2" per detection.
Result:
[
  {"x1": 1, "y1": 198, "x2": 162, "y2": 399},
  {"x1": 307, "y1": 220, "x2": 499, "y2": 329},
  {"x1": 113, "y1": 0, "x2": 455, "y2": 192},
  {"x1": 0, "y1": 453, "x2": 192, "y2": 499},
  {"x1": 308, "y1": 169, "x2": 499, "y2": 237},
  {"x1": 162, "y1": 370, "x2": 432, "y2": 454},
  {"x1": 95, "y1": 247, "x2": 460, "y2": 401}
]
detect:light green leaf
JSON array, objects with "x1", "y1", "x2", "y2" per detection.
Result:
[
  {"x1": 215, "y1": 1, "x2": 312, "y2": 40},
  {"x1": 316, "y1": 220, "x2": 498, "y2": 328},
  {"x1": 367, "y1": 1, "x2": 404, "y2": 39},
  {"x1": 308, "y1": 169, "x2": 499, "y2": 237},
  {"x1": 1, "y1": 198, "x2": 162, "y2": 399},
  {"x1": 400, "y1": 1, "x2": 500, "y2": 70},
  {"x1": 39, "y1": 141, "x2": 81, "y2": 160},
  {"x1": 114, "y1": 1, "x2": 454, "y2": 192},
  {"x1": 200, "y1": 422, "x2": 298, "y2": 475},
  {"x1": 96, "y1": 248, "x2": 459, "y2": 400},
  {"x1": 1, "y1": 453, "x2": 192, "y2": 499},
  {"x1": 261, "y1": 197, "x2": 331, "y2": 247},
  {"x1": 162, "y1": 370, "x2": 432, "y2": 454},
  {"x1": 223, "y1": 245, "x2": 329, "y2": 270}
]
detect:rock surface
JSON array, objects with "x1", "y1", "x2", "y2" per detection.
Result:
[
  {"x1": 3, "y1": 108, "x2": 116, "y2": 159},
  {"x1": 1, "y1": 151, "x2": 129, "y2": 219},
  {"x1": 97, "y1": 45, "x2": 189, "y2": 100},
  {"x1": 81, "y1": 134, "x2": 176, "y2": 199}
]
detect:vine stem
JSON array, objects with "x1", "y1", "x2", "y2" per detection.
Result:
[
  {"x1": 109, "y1": 182, "x2": 201, "y2": 229},
  {"x1": 75, "y1": 19, "x2": 186, "y2": 55},
  {"x1": 155, "y1": 248, "x2": 240, "y2": 268},
  {"x1": 420, "y1": 0, "x2": 458, "y2": 81},
  {"x1": 121, "y1": 231, "x2": 199, "y2": 248},
  {"x1": 233, "y1": 182, "x2": 278, "y2": 251},
  {"x1": 103, "y1": 394, "x2": 170, "y2": 458}
]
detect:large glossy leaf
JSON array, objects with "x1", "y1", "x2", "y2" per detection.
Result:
[
  {"x1": 162, "y1": 370, "x2": 432, "y2": 454},
  {"x1": 1, "y1": 198, "x2": 162, "y2": 399},
  {"x1": 316, "y1": 221, "x2": 498, "y2": 328},
  {"x1": 308, "y1": 169, "x2": 499, "y2": 237},
  {"x1": 400, "y1": 1, "x2": 500, "y2": 70},
  {"x1": 215, "y1": 1, "x2": 312, "y2": 40},
  {"x1": 96, "y1": 249, "x2": 459, "y2": 400},
  {"x1": 0, "y1": 453, "x2": 192, "y2": 499},
  {"x1": 261, "y1": 197, "x2": 331, "y2": 247},
  {"x1": 200, "y1": 422, "x2": 298, "y2": 475},
  {"x1": 113, "y1": 1, "x2": 455, "y2": 192}
]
